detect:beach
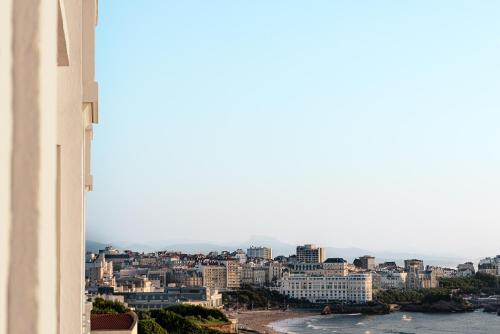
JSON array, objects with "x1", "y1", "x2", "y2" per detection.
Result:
[{"x1": 230, "y1": 309, "x2": 318, "y2": 334}]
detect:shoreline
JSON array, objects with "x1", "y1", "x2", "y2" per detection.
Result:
[
  {"x1": 229, "y1": 309, "x2": 318, "y2": 334},
  {"x1": 229, "y1": 307, "x2": 498, "y2": 333},
  {"x1": 238, "y1": 309, "x2": 499, "y2": 333}
]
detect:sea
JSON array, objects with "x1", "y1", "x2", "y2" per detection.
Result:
[{"x1": 268, "y1": 310, "x2": 500, "y2": 334}]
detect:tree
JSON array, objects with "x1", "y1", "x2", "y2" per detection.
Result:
[
  {"x1": 92, "y1": 297, "x2": 129, "y2": 314},
  {"x1": 138, "y1": 319, "x2": 168, "y2": 334},
  {"x1": 353, "y1": 258, "x2": 363, "y2": 268}
]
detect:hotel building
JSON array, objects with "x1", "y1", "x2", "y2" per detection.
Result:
[{"x1": 276, "y1": 273, "x2": 372, "y2": 304}]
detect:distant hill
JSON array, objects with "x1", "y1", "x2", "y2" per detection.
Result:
[
  {"x1": 85, "y1": 240, "x2": 109, "y2": 253},
  {"x1": 85, "y1": 236, "x2": 467, "y2": 267}
]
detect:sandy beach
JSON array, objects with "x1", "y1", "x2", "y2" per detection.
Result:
[{"x1": 229, "y1": 309, "x2": 318, "y2": 334}]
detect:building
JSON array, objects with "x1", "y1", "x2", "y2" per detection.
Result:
[
  {"x1": 234, "y1": 249, "x2": 247, "y2": 264},
  {"x1": 478, "y1": 256, "x2": 500, "y2": 276},
  {"x1": 405, "y1": 259, "x2": 424, "y2": 289},
  {"x1": 241, "y1": 263, "x2": 268, "y2": 286},
  {"x1": 225, "y1": 260, "x2": 242, "y2": 289},
  {"x1": 90, "y1": 312, "x2": 138, "y2": 334},
  {"x1": 404, "y1": 259, "x2": 424, "y2": 272},
  {"x1": 0, "y1": 1, "x2": 99, "y2": 333},
  {"x1": 296, "y1": 244, "x2": 326, "y2": 263},
  {"x1": 86, "y1": 252, "x2": 115, "y2": 288},
  {"x1": 377, "y1": 262, "x2": 399, "y2": 271},
  {"x1": 103, "y1": 253, "x2": 132, "y2": 271},
  {"x1": 359, "y1": 256, "x2": 376, "y2": 271},
  {"x1": 277, "y1": 273, "x2": 372, "y2": 303},
  {"x1": 420, "y1": 270, "x2": 438, "y2": 289},
  {"x1": 457, "y1": 262, "x2": 475, "y2": 277},
  {"x1": 290, "y1": 262, "x2": 323, "y2": 273},
  {"x1": 322, "y1": 258, "x2": 349, "y2": 276},
  {"x1": 202, "y1": 266, "x2": 227, "y2": 291},
  {"x1": 147, "y1": 270, "x2": 167, "y2": 289},
  {"x1": 115, "y1": 277, "x2": 154, "y2": 293},
  {"x1": 378, "y1": 271, "x2": 408, "y2": 290},
  {"x1": 165, "y1": 269, "x2": 203, "y2": 287},
  {"x1": 119, "y1": 287, "x2": 222, "y2": 310},
  {"x1": 268, "y1": 262, "x2": 286, "y2": 285},
  {"x1": 247, "y1": 246, "x2": 273, "y2": 260},
  {"x1": 290, "y1": 258, "x2": 349, "y2": 277},
  {"x1": 426, "y1": 266, "x2": 456, "y2": 278}
]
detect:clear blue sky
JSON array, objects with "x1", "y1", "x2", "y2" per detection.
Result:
[{"x1": 88, "y1": 1, "x2": 500, "y2": 258}]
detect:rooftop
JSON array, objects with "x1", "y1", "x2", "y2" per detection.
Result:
[{"x1": 91, "y1": 312, "x2": 137, "y2": 331}]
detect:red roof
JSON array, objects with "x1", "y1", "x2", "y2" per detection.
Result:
[{"x1": 91, "y1": 312, "x2": 137, "y2": 331}]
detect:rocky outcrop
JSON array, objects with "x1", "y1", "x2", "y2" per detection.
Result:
[
  {"x1": 400, "y1": 300, "x2": 476, "y2": 313},
  {"x1": 321, "y1": 303, "x2": 390, "y2": 315}
]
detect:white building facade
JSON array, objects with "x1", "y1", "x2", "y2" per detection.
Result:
[
  {"x1": 247, "y1": 246, "x2": 273, "y2": 260},
  {"x1": 276, "y1": 273, "x2": 372, "y2": 304}
]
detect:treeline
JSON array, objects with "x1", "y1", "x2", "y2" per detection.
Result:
[
  {"x1": 375, "y1": 289, "x2": 426, "y2": 304},
  {"x1": 222, "y1": 284, "x2": 312, "y2": 309},
  {"x1": 375, "y1": 288, "x2": 461, "y2": 304},
  {"x1": 137, "y1": 305, "x2": 229, "y2": 334},
  {"x1": 91, "y1": 298, "x2": 231, "y2": 334},
  {"x1": 439, "y1": 273, "x2": 500, "y2": 295}
]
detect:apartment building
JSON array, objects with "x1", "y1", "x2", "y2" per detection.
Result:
[
  {"x1": 277, "y1": 273, "x2": 372, "y2": 303},
  {"x1": 165, "y1": 269, "x2": 203, "y2": 287},
  {"x1": 202, "y1": 266, "x2": 227, "y2": 291},
  {"x1": 247, "y1": 246, "x2": 273, "y2": 260},
  {"x1": 359, "y1": 256, "x2": 376, "y2": 271},
  {"x1": 241, "y1": 264, "x2": 268, "y2": 286},
  {"x1": 296, "y1": 244, "x2": 326, "y2": 263},
  {"x1": 225, "y1": 260, "x2": 242, "y2": 289},
  {"x1": 0, "y1": 1, "x2": 99, "y2": 333}
]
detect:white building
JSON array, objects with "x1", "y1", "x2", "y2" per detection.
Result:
[
  {"x1": 85, "y1": 252, "x2": 114, "y2": 288},
  {"x1": 378, "y1": 271, "x2": 407, "y2": 289},
  {"x1": 276, "y1": 273, "x2": 372, "y2": 304},
  {"x1": 247, "y1": 246, "x2": 273, "y2": 260}
]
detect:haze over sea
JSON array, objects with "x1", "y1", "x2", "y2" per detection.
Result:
[{"x1": 270, "y1": 311, "x2": 500, "y2": 334}]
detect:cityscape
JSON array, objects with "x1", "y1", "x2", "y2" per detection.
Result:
[
  {"x1": 2, "y1": 1, "x2": 500, "y2": 334},
  {"x1": 84, "y1": 242, "x2": 500, "y2": 332}
]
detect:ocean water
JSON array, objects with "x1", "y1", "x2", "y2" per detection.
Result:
[{"x1": 269, "y1": 310, "x2": 500, "y2": 334}]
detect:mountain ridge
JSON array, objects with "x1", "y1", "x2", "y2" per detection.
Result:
[{"x1": 85, "y1": 235, "x2": 467, "y2": 267}]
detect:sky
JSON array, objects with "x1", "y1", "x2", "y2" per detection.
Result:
[{"x1": 88, "y1": 1, "x2": 500, "y2": 258}]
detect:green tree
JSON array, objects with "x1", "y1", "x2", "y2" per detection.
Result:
[
  {"x1": 138, "y1": 319, "x2": 168, "y2": 334},
  {"x1": 92, "y1": 297, "x2": 129, "y2": 314}
]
